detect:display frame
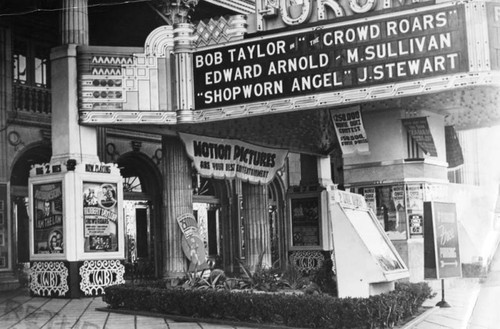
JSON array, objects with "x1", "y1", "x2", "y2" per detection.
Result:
[
  {"x1": 29, "y1": 176, "x2": 66, "y2": 260},
  {"x1": 288, "y1": 192, "x2": 324, "y2": 250},
  {"x1": 342, "y1": 206, "x2": 408, "y2": 276},
  {"x1": 75, "y1": 173, "x2": 124, "y2": 260}
]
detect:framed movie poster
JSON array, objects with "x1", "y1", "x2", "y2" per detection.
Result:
[
  {"x1": 32, "y1": 182, "x2": 64, "y2": 254},
  {"x1": 83, "y1": 182, "x2": 119, "y2": 252},
  {"x1": 290, "y1": 195, "x2": 320, "y2": 248}
]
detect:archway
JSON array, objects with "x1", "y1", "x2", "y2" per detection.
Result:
[
  {"x1": 117, "y1": 152, "x2": 162, "y2": 278},
  {"x1": 10, "y1": 143, "x2": 51, "y2": 265}
]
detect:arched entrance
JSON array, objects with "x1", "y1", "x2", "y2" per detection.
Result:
[
  {"x1": 10, "y1": 143, "x2": 51, "y2": 266},
  {"x1": 117, "y1": 152, "x2": 162, "y2": 278}
]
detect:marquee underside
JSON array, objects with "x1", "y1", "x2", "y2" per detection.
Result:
[{"x1": 83, "y1": 85, "x2": 500, "y2": 156}]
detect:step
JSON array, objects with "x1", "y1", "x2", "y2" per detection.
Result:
[{"x1": 0, "y1": 272, "x2": 21, "y2": 291}]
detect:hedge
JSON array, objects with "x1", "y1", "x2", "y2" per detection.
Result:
[{"x1": 103, "y1": 281, "x2": 434, "y2": 328}]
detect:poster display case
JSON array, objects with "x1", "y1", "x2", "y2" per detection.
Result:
[
  {"x1": 28, "y1": 162, "x2": 125, "y2": 297},
  {"x1": 328, "y1": 189, "x2": 409, "y2": 298},
  {"x1": 76, "y1": 172, "x2": 124, "y2": 260},
  {"x1": 288, "y1": 189, "x2": 332, "y2": 251},
  {"x1": 29, "y1": 176, "x2": 67, "y2": 261}
]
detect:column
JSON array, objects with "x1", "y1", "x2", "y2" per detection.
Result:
[
  {"x1": 173, "y1": 23, "x2": 194, "y2": 123},
  {"x1": 317, "y1": 155, "x2": 334, "y2": 188},
  {"x1": 242, "y1": 182, "x2": 271, "y2": 271},
  {"x1": 51, "y1": 0, "x2": 98, "y2": 164},
  {"x1": 162, "y1": 136, "x2": 192, "y2": 278},
  {"x1": 0, "y1": 27, "x2": 10, "y2": 180},
  {"x1": 61, "y1": 0, "x2": 89, "y2": 45}
]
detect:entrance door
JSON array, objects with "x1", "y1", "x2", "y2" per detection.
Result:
[
  {"x1": 193, "y1": 202, "x2": 220, "y2": 263},
  {"x1": 124, "y1": 200, "x2": 154, "y2": 278},
  {"x1": 14, "y1": 197, "x2": 30, "y2": 263}
]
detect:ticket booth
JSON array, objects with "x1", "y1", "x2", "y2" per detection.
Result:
[{"x1": 28, "y1": 161, "x2": 124, "y2": 298}]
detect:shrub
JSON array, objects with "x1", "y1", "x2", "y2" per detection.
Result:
[{"x1": 103, "y1": 281, "x2": 435, "y2": 328}]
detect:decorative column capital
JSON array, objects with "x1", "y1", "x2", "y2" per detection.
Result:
[{"x1": 154, "y1": 0, "x2": 199, "y2": 25}]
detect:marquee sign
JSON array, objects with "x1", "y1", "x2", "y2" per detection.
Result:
[
  {"x1": 179, "y1": 133, "x2": 288, "y2": 184},
  {"x1": 194, "y1": 4, "x2": 468, "y2": 110}
]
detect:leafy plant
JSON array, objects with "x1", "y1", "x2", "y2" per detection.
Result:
[
  {"x1": 237, "y1": 251, "x2": 281, "y2": 292},
  {"x1": 278, "y1": 262, "x2": 309, "y2": 290},
  {"x1": 310, "y1": 257, "x2": 337, "y2": 296}
]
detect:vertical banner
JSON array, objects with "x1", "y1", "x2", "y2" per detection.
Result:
[
  {"x1": 424, "y1": 202, "x2": 462, "y2": 279},
  {"x1": 33, "y1": 182, "x2": 64, "y2": 254},
  {"x1": 445, "y1": 125, "x2": 464, "y2": 168},
  {"x1": 177, "y1": 213, "x2": 207, "y2": 269},
  {"x1": 402, "y1": 117, "x2": 437, "y2": 156},
  {"x1": 83, "y1": 182, "x2": 119, "y2": 252},
  {"x1": 330, "y1": 107, "x2": 369, "y2": 155}
]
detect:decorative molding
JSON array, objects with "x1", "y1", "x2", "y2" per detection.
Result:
[
  {"x1": 203, "y1": 0, "x2": 255, "y2": 14},
  {"x1": 7, "y1": 131, "x2": 24, "y2": 150},
  {"x1": 152, "y1": 148, "x2": 163, "y2": 165},
  {"x1": 194, "y1": 15, "x2": 247, "y2": 48},
  {"x1": 80, "y1": 111, "x2": 177, "y2": 124},
  {"x1": 79, "y1": 259, "x2": 125, "y2": 296},
  {"x1": 80, "y1": 71, "x2": 499, "y2": 125},
  {"x1": 30, "y1": 261, "x2": 69, "y2": 297},
  {"x1": 289, "y1": 250, "x2": 324, "y2": 273},
  {"x1": 131, "y1": 140, "x2": 142, "y2": 152}
]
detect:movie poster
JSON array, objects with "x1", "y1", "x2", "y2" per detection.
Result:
[
  {"x1": 33, "y1": 182, "x2": 64, "y2": 254},
  {"x1": 83, "y1": 182, "x2": 119, "y2": 252}
]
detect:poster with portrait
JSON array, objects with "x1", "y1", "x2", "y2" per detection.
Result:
[
  {"x1": 83, "y1": 182, "x2": 119, "y2": 252},
  {"x1": 33, "y1": 182, "x2": 64, "y2": 254}
]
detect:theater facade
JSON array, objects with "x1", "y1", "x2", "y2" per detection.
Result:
[{"x1": 1, "y1": 0, "x2": 499, "y2": 297}]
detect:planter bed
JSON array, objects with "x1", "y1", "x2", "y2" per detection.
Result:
[{"x1": 102, "y1": 281, "x2": 435, "y2": 329}]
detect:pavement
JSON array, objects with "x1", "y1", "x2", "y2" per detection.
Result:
[{"x1": 0, "y1": 268, "x2": 496, "y2": 329}]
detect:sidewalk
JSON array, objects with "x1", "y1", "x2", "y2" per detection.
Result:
[
  {"x1": 402, "y1": 278, "x2": 482, "y2": 329},
  {"x1": 0, "y1": 288, "x2": 248, "y2": 329},
  {"x1": 0, "y1": 278, "x2": 486, "y2": 329}
]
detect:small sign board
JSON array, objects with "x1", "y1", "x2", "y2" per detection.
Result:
[
  {"x1": 409, "y1": 214, "x2": 423, "y2": 237},
  {"x1": 424, "y1": 202, "x2": 462, "y2": 279}
]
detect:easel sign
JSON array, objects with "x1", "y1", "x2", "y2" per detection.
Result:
[
  {"x1": 424, "y1": 202, "x2": 462, "y2": 279},
  {"x1": 424, "y1": 202, "x2": 461, "y2": 307}
]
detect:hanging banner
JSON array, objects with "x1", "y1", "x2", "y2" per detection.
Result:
[
  {"x1": 445, "y1": 125, "x2": 464, "y2": 168},
  {"x1": 177, "y1": 213, "x2": 207, "y2": 269},
  {"x1": 179, "y1": 133, "x2": 288, "y2": 184},
  {"x1": 330, "y1": 107, "x2": 369, "y2": 155},
  {"x1": 402, "y1": 117, "x2": 437, "y2": 156},
  {"x1": 424, "y1": 202, "x2": 462, "y2": 279}
]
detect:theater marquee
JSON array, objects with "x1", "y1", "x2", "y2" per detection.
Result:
[{"x1": 194, "y1": 4, "x2": 468, "y2": 109}]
